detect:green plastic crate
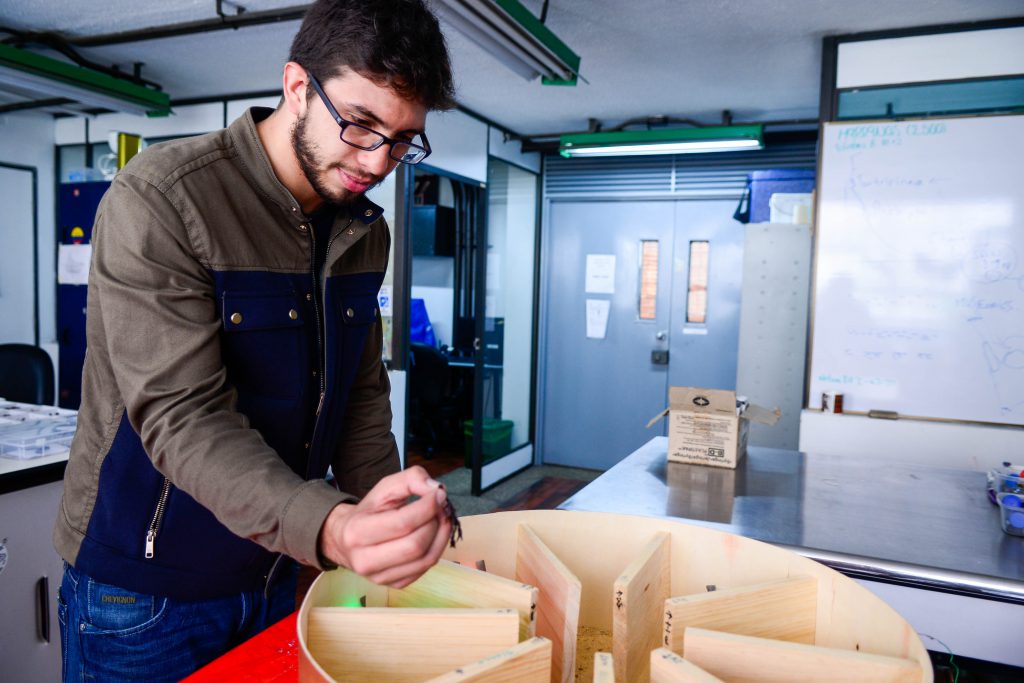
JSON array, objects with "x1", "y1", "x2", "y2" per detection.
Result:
[{"x1": 463, "y1": 418, "x2": 514, "y2": 466}]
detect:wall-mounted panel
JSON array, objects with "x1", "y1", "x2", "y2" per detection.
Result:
[{"x1": 836, "y1": 26, "x2": 1024, "y2": 89}]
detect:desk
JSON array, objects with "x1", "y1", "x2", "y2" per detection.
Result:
[
  {"x1": 444, "y1": 356, "x2": 503, "y2": 418},
  {"x1": 560, "y1": 437, "x2": 1024, "y2": 668}
]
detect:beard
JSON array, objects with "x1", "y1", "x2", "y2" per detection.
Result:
[{"x1": 291, "y1": 110, "x2": 379, "y2": 206}]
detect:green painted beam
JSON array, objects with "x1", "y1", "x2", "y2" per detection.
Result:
[
  {"x1": 492, "y1": 0, "x2": 580, "y2": 85},
  {"x1": 0, "y1": 43, "x2": 170, "y2": 116}
]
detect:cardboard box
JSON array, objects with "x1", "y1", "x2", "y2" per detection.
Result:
[{"x1": 647, "y1": 387, "x2": 779, "y2": 469}]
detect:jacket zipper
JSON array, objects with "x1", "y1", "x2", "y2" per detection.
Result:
[
  {"x1": 311, "y1": 220, "x2": 350, "y2": 418},
  {"x1": 144, "y1": 478, "x2": 172, "y2": 559}
]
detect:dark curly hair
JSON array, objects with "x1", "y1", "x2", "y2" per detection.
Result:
[{"x1": 289, "y1": 0, "x2": 456, "y2": 110}]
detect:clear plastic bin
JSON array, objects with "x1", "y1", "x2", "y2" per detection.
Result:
[
  {"x1": 0, "y1": 416, "x2": 78, "y2": 460},
  {"x1": 986, "y1": 464, "x2": 1024, "y2": 504},
  {"x1": 997, "y1": 492, "x2": 1024, "y2": 537}
]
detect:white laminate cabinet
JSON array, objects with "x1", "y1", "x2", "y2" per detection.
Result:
[{"x1": 0, "y1": 479, "x2": 65, "y2": 682}]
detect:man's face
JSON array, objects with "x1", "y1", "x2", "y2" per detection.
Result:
[{"x1": 292, "y1": 69, "x2": 427, "y2": 206}]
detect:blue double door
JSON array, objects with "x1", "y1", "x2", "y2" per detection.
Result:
[{"x1": 539, "y1": 199, "x2": 743, "y2": 470}]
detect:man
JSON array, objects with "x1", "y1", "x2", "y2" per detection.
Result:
[{"x1": 54, "y1": 1, "x2": 456, "y2": 680}]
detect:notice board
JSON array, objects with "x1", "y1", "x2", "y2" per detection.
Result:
[{"x1": 808, "y1": 114, "x2": 1024, "y2": 426}]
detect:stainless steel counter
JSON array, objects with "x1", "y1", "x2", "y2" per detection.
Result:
[{"x1": 560, "y1": 437, "x2": 1024, "y2": 604}]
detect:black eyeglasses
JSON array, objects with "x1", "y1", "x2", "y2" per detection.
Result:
[{"x1": 307, "y1": 72, "x2": 431, "y2": 165}]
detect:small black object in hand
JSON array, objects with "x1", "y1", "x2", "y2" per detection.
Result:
[{"x1": 443, "y1": 494, "x2": 462, "y2": 548}]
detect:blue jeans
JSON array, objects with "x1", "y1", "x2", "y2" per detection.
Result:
[{"x1": 58, "y1": 561, "x2": 297, "y2": 682}]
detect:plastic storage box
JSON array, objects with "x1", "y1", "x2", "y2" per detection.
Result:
[
  {"x1": 997, "y1": 493, "x2": 1024, "y2": 537},
  {"x1": 0, "y1": 401, "x2": 78, "y2": 459},
  {"x1": 463, "y1": 418, "x2": 514, "y2": 466},
  {"x1": 0, "y1": 416, "x2": 77, "y2": 459}
]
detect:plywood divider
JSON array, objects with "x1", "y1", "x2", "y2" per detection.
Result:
[
  {"x1": 612, "y1": 531, "x2": 671, "y2": 683},
  {"x1": 425, "y1": 637, "x2": 553, "y2": 683},
  {"x1": 389, "y1": 558, "x2": 538, "y2": 640},
  {"x1": 593, "y1": 652, "x2": 615, "y2": 682},
  {"x1": 664, "y1": 576, "x2": 817, "y2": 654},
  {"x1": 649, "y1": 649, "x2": 724, "y2": 683},
  {"x1": 306, "y1": 607, "x2": 519, "y2": 683},
  {"x1": 683, "y1": 627, "x2": 923, "y2": 683},
  {"x1": 515, "y1": 523, "x2": 582, "y2": 683}
]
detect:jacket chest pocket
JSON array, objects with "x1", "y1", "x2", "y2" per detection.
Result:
[
  {"x1": 221, "y1": 290, "x2": 308, "y2": 399},
  {"x1": 337, "y1": 294, "x2": 380, "y2": 327},
  {"x1": 329, "y1": 293, "x2": 379, "y2": 379}
]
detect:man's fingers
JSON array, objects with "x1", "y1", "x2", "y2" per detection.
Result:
[
  {"x1": 365, "y1": 516, "x2": 453, "y2": 588},
  {"x1": 346, "y1": 514, "x2": 447, "y2": 578},
  {"x1": 345, "y1": 487, "x2": 445, "y2": 548},
  {"x1": 360, "y1": 466, "x2": 441, "y2": 510}
]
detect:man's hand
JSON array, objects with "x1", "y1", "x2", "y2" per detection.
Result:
[{"x1": 318, "y1": 466, "x2": 452, "y2": 588}]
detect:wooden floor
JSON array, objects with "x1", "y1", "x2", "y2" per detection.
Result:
[
  {"x1": 406, "y1": 443, "x2": 464, "y2": 479},
  {"x1": 493, "y1": 477, "x2": 588, "y2": 512},
  {"x1": 407, "y1": 443, "x2": 588, "y2": 512}
]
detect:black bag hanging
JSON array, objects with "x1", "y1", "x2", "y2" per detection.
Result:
[{"x1": 732, "y1": 178, "x2": 751, "y2": 224}]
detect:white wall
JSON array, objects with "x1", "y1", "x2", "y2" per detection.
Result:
[
  {"x1": 799, "y1": 410, "x2": 1024, "y2": 472},
  {"x1": 0, "y1": 113, "x2": 56, "y2": 351},
  {"x1": 54, "y1": 103, "x2": 225, "y2": 145},
  {"x1": 489, "y1": 127, "x2": 541, "y2": 174},
  {"x1": 423, "y1": 109, "x2": 489, "y2": 183}
]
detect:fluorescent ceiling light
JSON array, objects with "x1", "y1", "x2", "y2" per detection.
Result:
[
  {"x1": 0, "y1": 43, "x2": 170, "y2": 116},
  {"x1": 435, "y1": 0, "x2": 581, "y2": 85},
  {"x1": 559, "y1": 125, "x2": 765, "y2": 158}
]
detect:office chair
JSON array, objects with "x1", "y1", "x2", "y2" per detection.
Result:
[
  {"x1": 0, "y1": 343, "x2": 56, "y2": 405},
  {"x1": 408, "y1": 342, "x2": 462, "y2": 457}
]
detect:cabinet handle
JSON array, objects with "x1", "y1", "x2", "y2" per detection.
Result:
[{"x1": 36, "y1": 576, "x2": 50, "y2": 643}]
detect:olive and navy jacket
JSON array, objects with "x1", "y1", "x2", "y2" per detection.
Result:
[{"x1": 53, "y1": 108, "x2": 400, "y2": 600}]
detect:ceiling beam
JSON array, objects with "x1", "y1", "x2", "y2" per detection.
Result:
[{"x1": 70, "y1": 4, "x2": 312, "y2": 47}]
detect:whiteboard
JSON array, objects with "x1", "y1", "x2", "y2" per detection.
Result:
[
  {"x1": 808, "y1": 115, "x2": 1024, "y2": 426},
  {"x1": 0, "y1": 166, "x2": 36, "y2": 344}
]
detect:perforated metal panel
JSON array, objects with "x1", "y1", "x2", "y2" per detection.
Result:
[
  {"x1": 544, "y1": 143, "x2": 817, "y2": 200},
  {"x1": 736, "y1": 223, "x2": 812, "y2": 450}
]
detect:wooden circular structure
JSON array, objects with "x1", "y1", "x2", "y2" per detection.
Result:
[{"x1": 299, "y1": 510, "x2": 932, "y2": 682}]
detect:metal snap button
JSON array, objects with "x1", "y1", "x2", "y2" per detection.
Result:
[
  {"x1": 306, "y1": 293, "x2": 312, "y2": 301},
  {"x1": 346, "y1": 228, "x2": 355, "y2": 235},
  {"x1": 345, "y1": 308, "x2": 355, "y2": 318},
  {"x1": 230, "y1": 312, "x2": 242, "y2": 324},
  {"x1": 363, "y1": 209, "x2": 373, "y2": 217},
  {"x1": 288, "y1": 309, "x2": 298, "y2": 320},
  {"x1": 298, "y1": 223, "x2": 309, "y2": 232}
]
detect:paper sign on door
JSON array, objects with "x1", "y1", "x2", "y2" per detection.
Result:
[
  {"x1": 586, "y1": 299, "x2": 610, "y2": 339},
  {"x1": 585, "y1": 254, "x2": 616, "y2": 294}
]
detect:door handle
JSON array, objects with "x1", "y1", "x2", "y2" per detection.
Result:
[{"x1": 36, "y1": 576, "x2": 50, "y2": 643}]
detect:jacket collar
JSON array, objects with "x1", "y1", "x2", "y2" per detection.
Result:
[{"x1": 229, "y1": 107, "x2": 384, "y2": 226}]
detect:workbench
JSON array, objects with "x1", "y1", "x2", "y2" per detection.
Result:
[{"x1": 559, "y1": 436, "x2": 1024, "y2": 668}]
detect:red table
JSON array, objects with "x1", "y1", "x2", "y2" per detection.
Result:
[{"x1": 182, "y1": 612, "x2": 300, "y2": 682}]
